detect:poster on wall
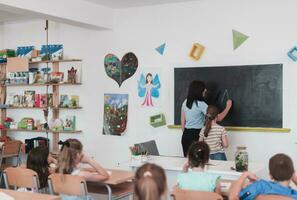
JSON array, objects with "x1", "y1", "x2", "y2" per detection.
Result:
[
  {"x1": 137, "y1": 69, "x2": 161, "y2": 107},
  {"x1": 104, "y1": 52, "x2": 138, "y2": 87},
  {"x1": 103, "y1": 93, "x2": 128, "y2": 136}
]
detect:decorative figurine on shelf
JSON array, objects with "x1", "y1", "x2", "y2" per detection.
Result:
[
  {"x1": 4, "y1": 117, "x2": 13, "y2": 128},
  {"x1": 67, "y1": 67, "x2": 77, "y2": 84},
  {"x1": 49, "y1": 118, "x2": 63, "y2": 132}
]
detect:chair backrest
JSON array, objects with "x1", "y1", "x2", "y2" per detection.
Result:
[
  {"x1": 1, "y1": 140, "x2": 22, "y2": 156},
  {"x1": 48, "y1": 173, "x2": 88, "y2": 196},
  {"x1": 3, "y1": 167, "x2": 40, "y2": 190},
  {"x1": 134, "y1": 140, "x2": 160, "y2": 156},
  {"x1": 255, "y1": 195, "x2": 293, "y2": 200},
  {"x1": 172, "y1": 188, "x2": 223, "y2": 200}
]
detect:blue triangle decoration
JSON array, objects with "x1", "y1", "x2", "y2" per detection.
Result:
[{"x1": 155, "y1": 43, "x2": 166, "y2": 55}]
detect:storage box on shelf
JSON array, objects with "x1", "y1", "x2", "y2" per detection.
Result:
[{"x1": 0, "y1": 59, "x2": 83, "y2": 152}]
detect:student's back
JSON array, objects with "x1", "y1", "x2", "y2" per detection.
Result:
[
  {"x1": 229, "y1": 153, "x2": 297, "y2": 200},
  {"x1": 177, "y1": 141, "x2": 221, "y2": 194}
]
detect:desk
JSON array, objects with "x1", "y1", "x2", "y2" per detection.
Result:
[
  {"x1": 128, "y1": 155, "x2": 265, "y2": 191},
  {"x1": 0, "y1": 189, "x2": 60, "y2": 200},
  {"x1": 87, "y1": 169, "x2": 134, "y2": 200}
]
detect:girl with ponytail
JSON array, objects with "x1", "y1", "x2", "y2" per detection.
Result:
[
  {"x1": 177, "y1": 141, "x2": 221, "y2": 194},
  {"x1": 199, "y1": 105, "x2": 229, "y2": 161},
  {"x1": 135, "y1": 163, "x2": 167, "y2": 200},
  {"x1": 56, "y1": 139, "x2": 109, "y2": 182}
]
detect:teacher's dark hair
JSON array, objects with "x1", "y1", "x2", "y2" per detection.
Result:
[
  {"x1": 188, "y1": 141, "x2": 210, "y2": 169},
  {"x1": 186, "y1": 81, "x2": 206, "y2": 109}
]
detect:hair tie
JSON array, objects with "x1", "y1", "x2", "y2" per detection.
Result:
[
  {"x1": 58, "y1": 140, "x2": 70, "y2": 151},
  {"x1": 143, "y1": 171, "x2": 152, "y2": 177}
]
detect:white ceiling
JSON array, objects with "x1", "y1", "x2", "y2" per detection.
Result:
[{"x1": 84, "y1": 0, "x2": 199, "y2": 8}]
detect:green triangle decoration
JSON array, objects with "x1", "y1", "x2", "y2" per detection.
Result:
[{"x1": 232, "y1": 29, "x2": 249, "y2": 50}]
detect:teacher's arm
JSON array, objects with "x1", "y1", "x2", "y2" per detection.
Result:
[
  {"x1": 218, "y1": 100, "x2": 232, "y2": 122},
  {"x1": 181, "y1": 110, "x2": 186, "y2": 132}
]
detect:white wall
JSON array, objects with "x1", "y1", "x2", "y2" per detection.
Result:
[{"x1": 1, "y1": 0, "x2": 297, "y2": 170}]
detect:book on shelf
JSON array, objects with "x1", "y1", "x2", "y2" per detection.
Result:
[
  {"x1": 24, "y1": 90, "x2": 35, "y2": 107},
  {"x1": 6, "y1": 92, "x2": 16, "y2": 106},
  {"x1": 40, "y1": 94, "x2": 47, "y2": 107},
  {"x1": 60, "y1": 94, "x2": 70, "y2": 108},
  {"x1": 70, "y1": 95, "x2": 79, "y2": 107},
  {"x1": 35, "y1": 94, "x2": 41, "y2": 107},
  {"x1": 64, "y1": 116, "x2": 76, "y2": 131}
]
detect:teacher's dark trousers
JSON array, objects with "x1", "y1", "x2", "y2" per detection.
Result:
[{"x1": 181, "y1": 128, "x2": 201, "y2": 157}]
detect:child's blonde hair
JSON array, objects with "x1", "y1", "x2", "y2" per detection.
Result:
[
  {"x1": 135, "y1": 163, "x2": 167, "y2": 200},
  {"x1": 57, "y1": 138, "x2": 82, "y2": 174},
  {"x1": 204, "y1": 105, "x2": 220, "y2": 137}
]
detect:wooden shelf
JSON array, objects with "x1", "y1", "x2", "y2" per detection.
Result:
[
  {"x1": 2, "y1": 128, "x2": 82, "y2": 133},
  {"x1": 4, "y1": 83, "x2": 82, "y2": 87},
  {"x1": 29, "y1": 59, "x2": 82, "y2": 64},
  {"x1": 4, "y1": 106, "x2": 82, "y2": 110}
]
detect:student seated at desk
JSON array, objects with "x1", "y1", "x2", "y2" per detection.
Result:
[
  {"x1": 229, "y1": 153, "x2": 297, "y2": 200},
  {"x1": 56, "y1": 139, "x2": 110, "y2": 200},
  {"x1": 177, "y1": 141, "x2": 221, "y2": 194},
  {"x1": 135, "y1": 163, "x2": 167, "y2": 200},
  {"x1": 26, "y1": 146, "x2": 57, "y2": 193}
]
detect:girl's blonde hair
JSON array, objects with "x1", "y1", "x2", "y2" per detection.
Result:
[
  {"x1": 135, "y1": 163, "x2": 167, "y2": 200},
  {"x1": 204, "y1": 105, "x2": 219, "y2": 137},
  {"x1": 56, "y1": 138, "x2": 82, "y2": 174}
]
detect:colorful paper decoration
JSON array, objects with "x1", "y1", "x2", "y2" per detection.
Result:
[
  {"x1": 232, "y1": 29, "x2": 249, "y2": 50},
  {"x1": 287, "y1": 46, "x2": 297, "y2": 61},
  {"x1": 103, "y1": 93, "x2": 128, "y2": 136},
  {"x1": 189, "y1": 43, "x2": 205, "y2": 61},
  {"x1": 155, "y1": 43, "x2": 166, "y2": 55},
  {"x1": 150, "y1": 113, "x2": 166, "y2": 128},
  {"x1": 104, "y1": 52, "x2": 138, "y2": 87},
  {"x1": 138, "y1": 73, "x2": 161, "y2": 107}
]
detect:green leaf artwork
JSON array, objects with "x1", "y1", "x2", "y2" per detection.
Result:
[{"x1": 232, "y1": 29, "x2": 249, "y2": 50}]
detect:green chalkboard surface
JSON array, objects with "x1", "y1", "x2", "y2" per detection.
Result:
[{"x1": 174, "y1": 64, "x2": 283, "y2": 128}]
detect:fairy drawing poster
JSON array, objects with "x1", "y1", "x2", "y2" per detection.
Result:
[{"x1": 137, "y1": 71, "x2": 161, "y2": 107}]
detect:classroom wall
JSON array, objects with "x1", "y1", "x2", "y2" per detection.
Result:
[{"x1": 1, "y1": 0, "x2": 297, "y2": 169}]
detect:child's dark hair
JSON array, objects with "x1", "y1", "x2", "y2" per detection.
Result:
[
  {"x1": 27, "y1": 145, "x2": 50, "y2": 189},
  {"x1": 135, "y1": 163, "x2": 167, "y2": 200},
  {"x1": 204, "y1": 105, "x2": 220, "y2": 137},
  {"x1": 186, "y1": 81, "x2": 206, "y2": 109},
  {"x1": 269, "y1": 153, "x2": 294, "y2": 181},
  {"x1": 188, "y1": 141, "x2": 210, "y2": 168}
]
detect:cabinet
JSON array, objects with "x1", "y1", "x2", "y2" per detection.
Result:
[{"x1": 0, "y1": 59, "x2": 82, "y2": 152}]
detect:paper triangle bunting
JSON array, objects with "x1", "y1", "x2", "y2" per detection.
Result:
[
  {"x1": 233, "y1": 29, "x2": 249, "y2": 50},
  {"x1": 155, "y1": 43, "x2": 166, "y2": 55}
]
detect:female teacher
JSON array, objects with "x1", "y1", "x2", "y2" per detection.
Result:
[{"x1": 181, "y1": 80, "x2": 232, "y2": 157}]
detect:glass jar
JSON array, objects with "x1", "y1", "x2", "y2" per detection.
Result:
[{"x1": 235, "y1": 146, "x2": 248, "y2": 172}]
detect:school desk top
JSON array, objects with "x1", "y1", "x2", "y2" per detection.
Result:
[
  {"x1": 128, "y1": 155, "x2": 265, "y2": 180},
  {"x1": 0, "y1": 189, "x2": 60, "y2": 200}
]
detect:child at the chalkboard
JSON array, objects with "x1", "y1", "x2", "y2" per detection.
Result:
[{"x1": 199, "y1": 105, "x2": 228, "y2": 161}]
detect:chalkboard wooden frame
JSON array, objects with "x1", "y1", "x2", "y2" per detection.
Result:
[{"x1": 174, "y1": 64, "x2": 285, "y2": 131}]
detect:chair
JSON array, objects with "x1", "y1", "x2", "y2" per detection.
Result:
[
  {"x1": 3, "y1": 167, "x2": 40, "y2": 191},
  {"x1": 0, "y1": 140, "x2": 22, "y2": 169},
  {"x1": 171, "y1": 188, "x2": 223, "y2": 200},
  {"x1": 255, "y1": 195, "x2": 294, "y2": 200},
  {"x1": 48, "y1": 173, "x2": 88, "y2": 197},
  {"x1": 134, "y1": 140, "x2": 160, "y2": 156}
]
